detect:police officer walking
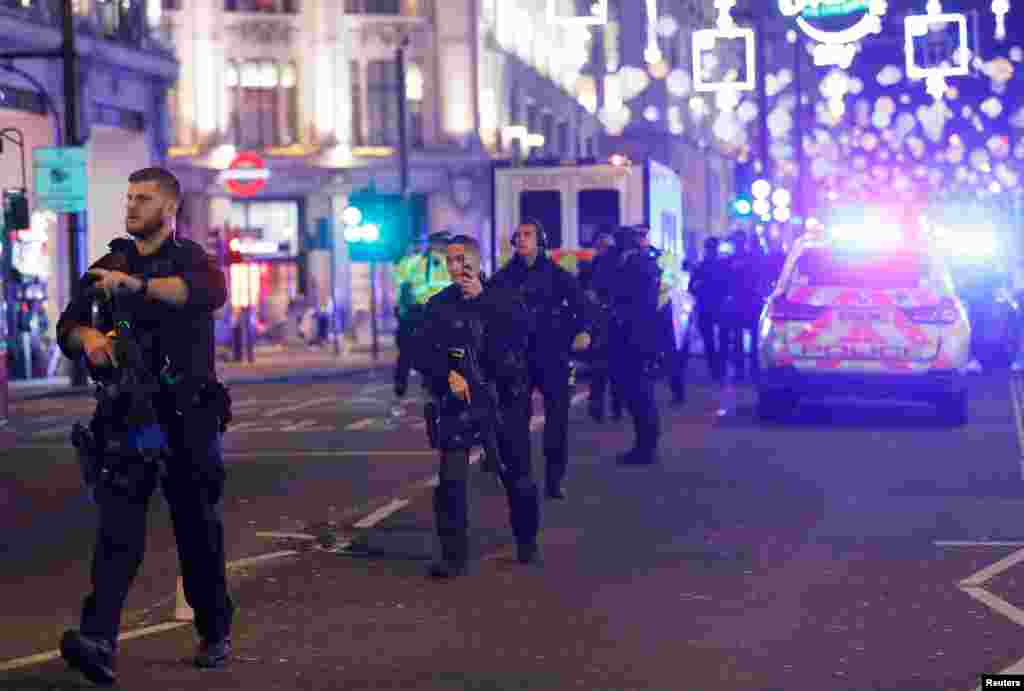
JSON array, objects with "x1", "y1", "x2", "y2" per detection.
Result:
[
  {"x1": 600, "y1": 226, "x2": 663, "y2": 465},
  {"x1": 688, "y1": 237, "x2": 730, "y2": 384},
  {"x1": 55, "y1": 168, "x2": 233, "y2": 685},
  {"x1": 392, "y1": 230, "x2": 452, "y2": 414},
  {"x1": 633, "y1": 224, "x2": 687, "y2": 405},
  {"x1": 415, "y1": 235, "x2": 541, "y2": 577},
  {"x1": 722, "y1": 230, "x2": 763, "y2": 382},
  {"x1": 491, "y1": 221, "x2": 591, "y2": 499},
  {"x1": 583, "y1": 231, "x2": 624, "y2": 422}
]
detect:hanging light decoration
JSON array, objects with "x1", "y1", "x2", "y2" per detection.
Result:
[
  {"x1": 692, "y1": 0, "x2": 756, "y2": 111},
  {"x1": 904, "y1": 0, "x2": 968, "y2": 101},
  {"x1": 993, "y1": 0, "x2": 1010, "y2": 41}
]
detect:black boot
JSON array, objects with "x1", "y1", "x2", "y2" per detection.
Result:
[
  {"x1": 60, "y1": 630, "x2": 116, "y2": 686},
  {"x1": 428, "y1": 560, "x2": 469, "y2": 579},
  {"x1": 617, "y1": 448, "x2": 658, "y2": 465},
  {"x1": 516, "y1": 541, "x2": 543, "y2": 565}
]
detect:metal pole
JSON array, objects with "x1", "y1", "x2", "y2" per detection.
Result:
[
  {"x1": 369, "y1": 260, "x2": 379, "y2": 361},
  {"x1": 755, "y1": 15, "x2": 771, "y2": 183},
  {"x1": 63, "y1": 0, "x2": 88, "y2": 387},
  {"x1": 331, "y1": 221, "x2": 340, "y2": 356},
  {"x1": 396, "y1": 36, "x2": 410, "y2": 198},
  {"x1": 794, "y1": 33, "x2": 806, "y2": 225}
]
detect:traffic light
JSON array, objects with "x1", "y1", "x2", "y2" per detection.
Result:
[
  {"x1": 732, "y1": 196, "x2": 753, "y2": 218},
  {"x1": 3, "y1": 189, "x2": 29, "y2": 231},
  {"x1": 342, "y1": 187, "x2": 413, "y2": 263}
]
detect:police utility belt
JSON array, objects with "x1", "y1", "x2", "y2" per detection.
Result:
[
  {"x1": 422, "y1": 347, "x2": 499, "y2": 452},
  {"x1": 71, "y1": 375, "x2": 233, "y2": 503}
]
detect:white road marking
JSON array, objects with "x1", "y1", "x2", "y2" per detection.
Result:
[
  {"x1": 232, "y1": 398, "x2": 299, "y2": 409},
  {"x1": 345, "y1": 418, "x2": 376, "y2": 431},
  {"x1": 255, "y1": 532, "x2": 318, "y2": 541},
  {"x1": 226, "y1": 550, "x2": 299, "y2": 569},
  {"x1": 279, "y1": 419, "x2": 334, "y2": 432},
  {"x1": 1011, "y1": 376, "x2": 1024, "y2": 481},
  {"x1": 222, "y1": 450, "x2": 435, "y2": 458},
  {"x1": 353, "y1": 499, "x2": 410, "y2": 529},
  {"x1": 959, "y1": 546, "x2": 1024, "y2": 588},
  {"x1": 263, "y1": 396, "x2": 336, "y2": 418},
  {"x1": 31, "y1": 424, "x2": 73, "y2": 439},
  {"x1": 943, "y1": 543, "x2": 1024, "y2": 691},
  {"x1": 934, "y1": 541, "x2": 1024, "y2": 548},
  {"x1": 0, "y1": 550, "x2": 300, "y2": 673}
]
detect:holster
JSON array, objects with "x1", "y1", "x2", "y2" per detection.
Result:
[{"x1": 423, "y1": 400, "x2": 441, "y2": 449}]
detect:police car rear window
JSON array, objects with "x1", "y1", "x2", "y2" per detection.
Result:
[{"x1": 792, "y1": 248, "x2": 933, "y2": 289}]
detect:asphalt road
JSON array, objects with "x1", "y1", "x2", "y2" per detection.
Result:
[{"x1": 4, "y1": 365, "x2": 1024, "y2": 691}]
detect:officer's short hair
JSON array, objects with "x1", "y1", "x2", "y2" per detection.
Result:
[
  {"x1": 448, "y1": 234, "x2": 481, "y2": 258},
  {"x1": 129, "y1": 167, "x2": 181, "y2": 203}
]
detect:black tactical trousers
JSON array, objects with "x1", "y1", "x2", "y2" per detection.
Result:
[
  {"x1": 611, "y1": 359, "x2": 661, "y2": 455},
  {"x1": 394, "y1": 312, "x2": 421, "y2": 397},
  {"x1": 527, "y1": 353, "x2": 571, "y2": 491},
  {"x1": 588, "y1": 359, "x2": 624, "y2": 418},
  {"x1": 697, "y1": 311, "x2": 727, "y2": 383},
  {"x1": 433, "y1": 397, "x2": 539, "y2": 564},
  {"x1": 81, "y1": 407, "x2": 233, "y2": 647}
]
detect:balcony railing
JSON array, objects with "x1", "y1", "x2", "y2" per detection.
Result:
[{"x1": 0, "y1": 0, "x2": 174, "y2": 55}]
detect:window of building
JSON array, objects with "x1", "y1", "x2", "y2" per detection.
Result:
[
  {"x1": 526, "y1": 103, "x2": 538, "y2": 134},
  {"x1": 350, "y1": 61, "x2": 364, "y2": 146},
  {"x1": 541, "y1": 112, "x2": 554, "y2": 153},
  {"x1": 557, "y1": 121, "x2": 569, "y2": 157},
  {"x1": 367, "y1": 60, "x2": 399, "y2": 146},
  {"x1": 406, "y1": 62, "x2": 424, "y2": 149},
  {"x1": 225, "y1": 59, "x2": 297, "y2": 149},
  {"x1": 345, "y1": 0, "x2": 401, "y2": 13},
  {"x1": 578, "y1": 190, "x2": 620, "y2": 247},
  {"x1": 225, "y1": 0, "x2": 299, "y2": 11},
  {"x1": 519, "y1": 191, "x2": 562, "y2": 249}
]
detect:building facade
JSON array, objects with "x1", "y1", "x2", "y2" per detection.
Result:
[
  {"x1": 162, "y1": 0, "x2": 603, "y2": 345},
  {"x1": 0, "y1": 0, "x2": 177, "y2": 381}
]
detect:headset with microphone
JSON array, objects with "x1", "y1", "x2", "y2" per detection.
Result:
[{"x1": 510, "y1": 218, "x2": 548, "y2": 250}]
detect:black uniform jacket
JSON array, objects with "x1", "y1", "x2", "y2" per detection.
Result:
[
  {"x1": 599, "y1": 247, "x2": 662, "y2": 359},
  {"x1": 414, "y1": 282, "x2": 531, "y2": 406},
  {"x1": 489, "y1": 253, "x2": 588, "y2": 357},
  {"x1": 57, "y1": 236, "x2": 228, "y2": 381}
]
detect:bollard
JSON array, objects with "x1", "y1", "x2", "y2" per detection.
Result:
[{"x1": 174, "y1": 576, "x2": 194, "y2": 622}]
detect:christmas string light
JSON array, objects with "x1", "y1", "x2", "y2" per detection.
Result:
[{"x1": 692, "y1": 0, "x2": 756, "y2": 104}]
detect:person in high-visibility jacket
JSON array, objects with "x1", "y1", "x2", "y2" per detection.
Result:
[{"x1": 393, "y1": 231, "x2": 452, "y2": 408}]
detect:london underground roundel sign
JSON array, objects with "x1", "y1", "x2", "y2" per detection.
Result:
[{"x1": 222, "y1": 152, "x2": 270, "y2": 197}]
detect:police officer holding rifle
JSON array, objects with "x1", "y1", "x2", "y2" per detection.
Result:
[
  {"x1": 416, "y1": 235, "x2": 541, "y2": 578},
  {"x1": 56, "y1": 167, "x2": 233, "y2": 685}
]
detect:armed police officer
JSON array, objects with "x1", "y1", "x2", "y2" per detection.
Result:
[
  {"x1": 392, "y1": 230, "x2": 452, "y2": 414},
  {"x1": 415, "y1": 235, "x2": 541, "y2": 577},
  {"x1": 596, "y1": 225, "x2": 663, "y2": 465},
  {"x1": 491, "y1": 220, "x2": 591, "y2": 500},
  {"x1": 56, "y1": 168, "x2": 234, "y2": 685},
  {"x1": 633, "y1": 224, "x2": 687, "y2": 405},
  {"x1": 583, "y1": 231, "x2": 624, "y2": 422}
]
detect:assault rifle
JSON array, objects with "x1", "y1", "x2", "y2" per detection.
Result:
[{"x1": 71, "y1": 272, "x2": 168, "y2": 501}]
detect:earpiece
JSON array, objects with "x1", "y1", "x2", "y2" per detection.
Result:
[{"x1": 511, "y1": 219, "x2": 548, "y2": 249}]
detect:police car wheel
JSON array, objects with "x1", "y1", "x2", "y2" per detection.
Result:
[
  {"x1": 757, "y1": 389, "x2": 797, "y2": 422},
  {"x1": 935, "y1": 390, "x2": 968, "y2": 427}
]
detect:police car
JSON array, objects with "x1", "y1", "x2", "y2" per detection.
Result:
[{"x1": 756, "y1": 211, "x2": 971, "y2": 425}]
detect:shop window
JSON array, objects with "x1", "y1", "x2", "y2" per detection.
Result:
[
  {"x1": 350, "y1": 60, "x2": 363, "y2": 146},
  {"x1": 578, "y1": 190, "x2": 619, "y2": 248},
  {"x1": 225, "y1": 0, "x2": 299, "y2": 12},
  {"x1": 519, "y1": 191, "x2": 562, "y2": 250},
  {"x1": 345, "y1": 0, "x2": 401, "y2": 13},
  {"x1": 225, "y1": 60, "x2": 297, "y2": 148}
]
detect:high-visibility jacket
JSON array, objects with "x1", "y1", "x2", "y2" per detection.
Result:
[
  {"x1": 657, "y1": 250, "x2": 685, "y2": 310},
  {"x1": 396, "y1": 251, "x2": 451, "y2": 306}
]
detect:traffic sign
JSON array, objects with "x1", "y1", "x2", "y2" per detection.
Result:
[
  {"x1": 33, "y1": 146, "x2": 87, "y2": 213},
  {"x1": 221, "y1": 152, "x2": 269, "y2": 197}
]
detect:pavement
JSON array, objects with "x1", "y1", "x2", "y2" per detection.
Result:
[
  {"x1": 6, "y1": 338, "x2": 398, "y2": 403},
  {"x1": 3, "y1": 362, "x2": 1024, "y2": 690}
]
